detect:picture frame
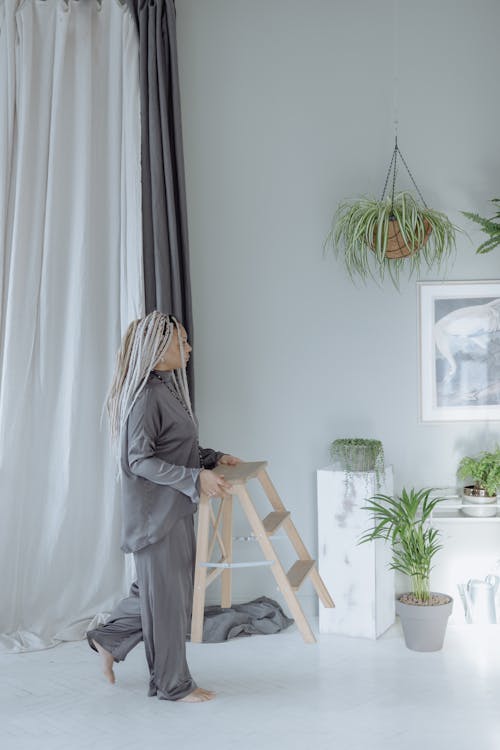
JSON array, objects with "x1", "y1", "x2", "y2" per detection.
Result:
[{"x1": 418, "y1": 280, "x2": 500, "y2": 422}]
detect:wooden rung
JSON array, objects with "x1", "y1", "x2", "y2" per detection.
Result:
[
  {"x1": 213, "y1": 461, "x2": 268, "y2": 485},
  {"x1": 287, "y1": 560, "x2": 315, "y2": 590},
  {"x1": 199, "y1": 560, "x2": 274, "y2": 569},
  {"x1": 262, "y1": 511, "x2": 290, "y2": 535},
  {"x1": 206, "y1": 566, "x2": 224, "y2": 586}
]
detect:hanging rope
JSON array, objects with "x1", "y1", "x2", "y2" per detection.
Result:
[
  {"x1": 380, "y1": 138, "x2": 428, "y2": 210},
  {"x1": 380, "y1": 0, "x2": 428, "y2": 212},
  {"x1": 392, "y1": 0, "x2": 399, "y2": 142}
]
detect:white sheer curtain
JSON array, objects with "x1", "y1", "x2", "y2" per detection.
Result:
[{"x1": 0, "y1": 0, "x2": 143, "y2": 651}]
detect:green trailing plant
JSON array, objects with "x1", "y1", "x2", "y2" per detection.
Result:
[
  {"x1": 457, "y1": 445, "x2": 500, "y2": 497},
  {"x1": 330, "y1": 438, "x2": 384, "y2": 472},
  {"x1": 324, "y1": 191, "x2": 458, "y2": 288},
  {"x1": 330, "y1": 438, "x2": 385, "y2": 491},
  {"x1": 359, "y1": 488, "x2": 445, "y2": 603},
  {"x1": 462, "y1": 199, "x2": 500, "y2": 254}
]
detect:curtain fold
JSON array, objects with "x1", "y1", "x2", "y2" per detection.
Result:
[
  {"x1": 125, "y1": 0, "x2": 195, "y2": 393},
  {"x1": 0, "y1": 0, "x2": 143, "y2": 652}
]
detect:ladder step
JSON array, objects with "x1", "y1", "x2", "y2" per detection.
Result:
[
  {"x1": 213, "y1": 461, "x2": 268, "y2": 484},
  {"x1": 286, "y1": 560, "x2": 315, "y2": 590},
  {"x1": 234, "y1": 533, "x2": 287, "y2": 542},
  {"x1": 199, "y1": 561, "x2": 274, "y2": 569},
  {"x1": 262, "y1": 511, "x2": 290, "y2": 535}
]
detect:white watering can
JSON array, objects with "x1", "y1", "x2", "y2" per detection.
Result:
[{"x1": 458, "y1": 575, "x2": 500, "y2": 624}]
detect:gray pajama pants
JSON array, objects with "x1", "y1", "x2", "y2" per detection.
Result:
[{"x1": 87, "y1": 514, "x2": 197, "y2": 701}]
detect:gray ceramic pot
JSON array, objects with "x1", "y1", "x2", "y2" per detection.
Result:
[{"x1": 396, "y1": 595, "x2": 453, "y2": 652}]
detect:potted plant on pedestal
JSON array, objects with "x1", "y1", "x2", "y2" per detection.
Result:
[
  {"x1": 457, "y1": 445, "x2": 500, "y2": 517},
  {"x1": 330, "y1": 438, "x2": 385, "y2": 493},
  {"x1": 360, "y1": 487, "x2": 453, "y2": 652},
  {"x1": 330, "y1": 438, "x2": 384, "y2": 472}
]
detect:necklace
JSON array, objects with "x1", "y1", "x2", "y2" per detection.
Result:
[
  {"x1": 151, "y1": 371, "x2": 204, "y2": 467},
  {"x1": 151, "y1": 371, "x2": 191, "y2": 415}
]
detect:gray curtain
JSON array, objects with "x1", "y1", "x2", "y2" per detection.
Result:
[{"x1": 125, "y1": 0, "x2": 195, "y2": 391}]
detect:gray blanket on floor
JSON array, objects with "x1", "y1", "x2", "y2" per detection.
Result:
[{"x1": 201, "y1": 597, "x2": 294, "y2": 642}]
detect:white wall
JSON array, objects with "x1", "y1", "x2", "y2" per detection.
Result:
[{"x1": 176, "y1": 0, "x2": 500, "y2": 615}]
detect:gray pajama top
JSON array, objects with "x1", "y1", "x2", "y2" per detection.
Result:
[{"x1": 119, "y1": 370, "x2": 222, "y2": 553}]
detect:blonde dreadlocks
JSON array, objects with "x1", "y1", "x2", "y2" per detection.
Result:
[{"x1": 105, "y1": 311, "x2": 194, "y2": 451}]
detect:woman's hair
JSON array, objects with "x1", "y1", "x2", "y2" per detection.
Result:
[{"x1": 104, "y1": 311, "x2": 194, "y2": 448}]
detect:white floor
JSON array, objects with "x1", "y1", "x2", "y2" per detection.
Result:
[{"x1": 1, "y1": 619, "x2": 500, "y2": 750}]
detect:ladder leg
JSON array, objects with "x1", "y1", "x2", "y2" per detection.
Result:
[
  {"x1": 257, "y1": 469, "x2": 286, "y2": 511},
  {"x1": 221, "y1": 493, "x2": 233, "y2": 608},
  {"x1": 308, "y1": 567, "x2": 335, "y2": 608},
  {"x1": 282, "y1": 517, "x2": 335, "y2": 609},
  {"x1": 191, "y1": 494, "x2": 211, "y2": 643},
  {"x1": 235, "y1": 485, "x2": 316, "y2": 644},
  {"x1": 259, "y1": 469, "x2": 335, "y2": 609}
]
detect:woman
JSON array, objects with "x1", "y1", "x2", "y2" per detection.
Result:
[{"x1": 86, "y1": 311, "x2": 239, "y2": 702}]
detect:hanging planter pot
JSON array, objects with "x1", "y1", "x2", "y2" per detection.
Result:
[
  {"x1": 371, "y1": 215, "x2": 432, "y2": 259},
  {"x1": 324, "y1": 139, "x2": 459, "y2": 287}
]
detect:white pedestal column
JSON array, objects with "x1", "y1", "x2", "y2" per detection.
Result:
[{"x1": 317, "y1": 466, "x2": 395, "y2": 638}]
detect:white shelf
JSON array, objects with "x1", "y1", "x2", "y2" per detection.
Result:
[
  {"x1": 433, "y1": 511, "x2": 500, "y2": 523},
  {"x1": 427, "y1": 488, "x2": 499, "y2": 522}
]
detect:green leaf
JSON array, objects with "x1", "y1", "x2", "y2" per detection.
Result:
[
  {"x1": 462, "y1": 201, "x2": 500, "y2": 255},
  {"x1": 325, "y1": 192, "x2": 459, "y2": 289},
  {"x1": 358, "y1": 487, "x2": 444, "y2": 599}
]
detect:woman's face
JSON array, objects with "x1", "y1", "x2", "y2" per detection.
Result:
[{"x1": 155, "y1": 324, "x2": 192, "y2": 371}]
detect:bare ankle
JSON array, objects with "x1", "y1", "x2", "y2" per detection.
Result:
[{"x1": 92, "y1": 639, "x2": 116, "y2": 684}]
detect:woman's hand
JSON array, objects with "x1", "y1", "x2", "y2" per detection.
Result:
[
  {"x1": 199, "y1": 469, "x2": 232, "y2": 498},
  {"x1": 217, "y1": 454, "x2": 242, "y2": 466}
]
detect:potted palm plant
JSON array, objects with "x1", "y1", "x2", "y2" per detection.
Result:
[
  {"x1": 360, "y1": 487, "x2": 453, "y2": 652},
  {"x1": 325, "y1": 191, "x2": 457, "y2": 287},
  {"x1": 462, "y1": 198, "x2": 500, "y2": 254},
  {"x1": 457, "y1": 445, "x2": 500, "y2": 517}
]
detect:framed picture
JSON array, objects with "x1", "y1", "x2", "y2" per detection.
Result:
[{"x1": 419, "y1": 281, "x2": 500, "y2": 422}]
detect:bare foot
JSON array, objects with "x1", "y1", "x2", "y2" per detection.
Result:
[
  {"x1": 92, "y1": 639, "x2": 116, "y2": 684},
  {"x1": 179, "y1": 687, "x2": 216, "y2": 703}
]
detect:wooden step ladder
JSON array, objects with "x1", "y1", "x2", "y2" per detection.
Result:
[{"x1": 190, "y1": 461, "x2": 335, "y2": 644}]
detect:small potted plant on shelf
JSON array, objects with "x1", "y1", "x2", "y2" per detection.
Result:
[
  {"x1": 359, "y1": 487, "x2": 453, "y2": 652},
  {"x1": 462, "y1": 198, "x2": 500, "y2": 254},
  {"x1": 324, "y1": 191, "x2": 458, "y2": 288},
  {"x1": 457, "y1": 445, "x2": 500, "y2": 517}
]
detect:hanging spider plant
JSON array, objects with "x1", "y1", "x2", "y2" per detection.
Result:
[
  {"x1": 462, "y1": 198, "x2": 500, "y2": 254},
  {"x1": 324, "y1": 191, "x2": 458, "y2": 288}
]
